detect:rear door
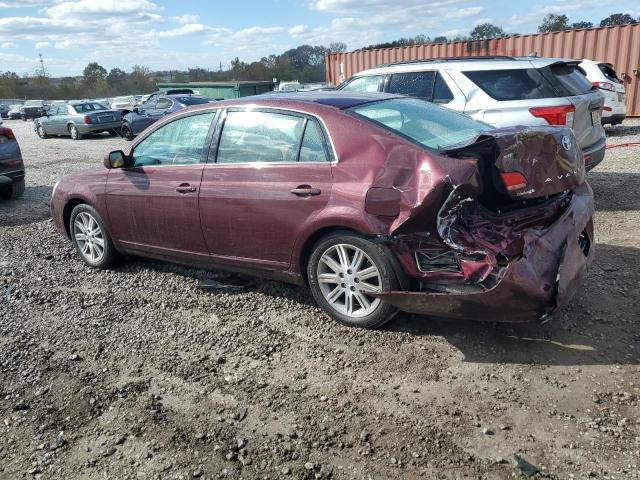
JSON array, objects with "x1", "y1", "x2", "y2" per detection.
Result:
[
  {"x1": 199, "y1": 109, "x2": 333, "y2": 269},
  {"x1": 105, "y1": 111, "x2": 217, "y2": 258}
]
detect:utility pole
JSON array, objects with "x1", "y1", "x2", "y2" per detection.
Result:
[{"x1": 38, "y1": 53, "x2": 48, "y2": 77}]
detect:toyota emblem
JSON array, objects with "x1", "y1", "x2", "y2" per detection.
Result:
[{"x1": 561, "y1": 135, "x2": 572, "y2": 151}]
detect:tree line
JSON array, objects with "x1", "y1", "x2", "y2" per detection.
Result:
[
  {"x1": 359, "y1": 12, "x2": 639, "y2": 50},
  {"x1": 0, "y1": 43, "x2": 347, "y2": 101}
]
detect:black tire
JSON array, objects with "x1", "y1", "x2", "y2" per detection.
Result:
[
  {"x1": 69, "y1": 204, "x2": 116, "y2": 269},
  {"x1": 108, "y1": 129, "x2": 118, "y2": 136},
  {"x1": 36, "y1": 124, "x2": 49, "y2": 139},
  {"x1": 69, "y1": 124, "x2": 82, "y2": 140},
  {"x1": 307, "y1": 232, "x2": 400, "y2": 329},
  {"x1": 121, "y1": 125, "x2": 134, "y2": 141}
]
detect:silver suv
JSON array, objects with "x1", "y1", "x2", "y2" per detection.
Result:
[{"x1": 339, "y1": 56, "x2": 606, "y2": 170}]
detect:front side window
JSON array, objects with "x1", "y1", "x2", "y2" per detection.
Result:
[
  {"x1": 349, "y1": 98, "x2": 492, "y2": 150},
  {"x1": 340, "y1": 75, "x2": 384, "y2": 92},
  {"x1": 155, "y1": 98, "x2": 173, "y2": 110},
  {"x1": 387, "y1": 71, "x2": 435, "y2": 100},
  {"x1": 132, "y1": 112, "x2": 215, "y2": 166},
  {"x1": 216, "y1": 111, "x2": 305, "y2": 164}
]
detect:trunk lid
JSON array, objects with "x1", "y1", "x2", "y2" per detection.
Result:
[{"x1": 443, "y1": 125, "x2": 585, "y2": 200}]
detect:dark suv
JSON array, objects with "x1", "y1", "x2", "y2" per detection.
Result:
[
  {"x1": 120, "y1": 93, "x2": 212, "y2": 140},
  {"x1": 0, "y1": 126, "x2": 25, "y2": 200}
]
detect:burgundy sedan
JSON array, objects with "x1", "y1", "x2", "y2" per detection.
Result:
[{"x1": 50, "y1": 92, "x2": 594, "y2": 328}]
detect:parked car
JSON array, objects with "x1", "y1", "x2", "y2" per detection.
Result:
[
  {"x1": 339, "y1": 56, "x2": 606, "y2": 170},
  {"x1": 0, "y1": 104, "x2": 9, "y2": 119},
  {"x1": 579, "y1": 59, "x2": 626, "y2": 125},
  {"x1": 120, "y1": 93, "x2": 212, "y2": 140},
  {"x1": 20, "y1": 100, "x2": 46, "y2": 120},
  {"x1": 0, "y1": 125, "x2": 25, "y2": 200},
  {"x1": 34, "y1": 101, "x2": 123, "y2": 140},
  {"x1": 7, "y1": 105, "x2": 23, "y2": 120},
  {"x1": 50, "y1": 92, "x2": 594, "y2": 328},
  {"x1": 109, "y1": 96, "x2": 137, "y2": 111}
]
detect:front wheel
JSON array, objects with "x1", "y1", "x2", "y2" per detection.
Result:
[
  {"x1": 69, "y1": 204, "x2": 116, "y2": 268},
  {"x1": 121, "y1": 125, "x2": 134, "y2": 141},
  {"x1": 37, "y1": 124, "x2": 49, "y2": 139},
  {"x1": 69, "y1": 124, "x2": 82, "y2": 140},
  {"x1": 308, "y1": 232, "x2": 400, "y2": 329}
]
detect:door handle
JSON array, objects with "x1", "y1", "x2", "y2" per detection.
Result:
[
  {"x1": 290, "y1": 186, "x2": 321, "y2": 197},
  {"x1": 176, "y1": 184, "x2": 197, "y2": 193}
]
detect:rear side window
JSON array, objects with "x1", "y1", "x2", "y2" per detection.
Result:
[
  {"x1": 433, "y1": 74, "x2": 454, "y2": 103},
  {"x1": 546, "y1": 64, "x2": 593, "y2": 95},
  {"x1": 598, "y1": 64, "x2": 622, "y2": 84},
  {"x1": 216, "y1": 111, "x2": 305, "y2": 164},
  {"x1": 299, "y1": 120, "x2": 329, "y2": 163},
  {"x1": 388, "y1": 72, "x2": 435, "y2": 100},
  {"x1": 341, "y1": 75, "x2": 384, "y2": 92},
  {"x1": 156, "y1": 98, "x2": 173, "y2": 110},
  {"x1": 176, "y1": 96, "x2": 211, "y2": 105},
  {"x1": 464, "y1": 69, "x2": 558, "y2": 101}
]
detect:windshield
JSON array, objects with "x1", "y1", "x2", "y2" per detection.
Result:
[
  {"x1": 25, "y1": 100, "x2": 44, "y2": 106},
  {"x1": 348, "y1": 98, "x2": 492, "y2": 150},
  {"x1": 176, "y1": 96, "x2": 211, "y2": 106}
]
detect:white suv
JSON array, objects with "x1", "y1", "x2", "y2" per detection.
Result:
[
  {"x1": 579, "y1": 59, "x2": 626, "y2": 126},
  {"x1": 339, "y1": 56, "x2": 606, "y2": 170}
]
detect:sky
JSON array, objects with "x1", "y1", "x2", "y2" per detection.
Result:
[{"x1": 0, "y1": 0, "x2": 639, "y2": 77}]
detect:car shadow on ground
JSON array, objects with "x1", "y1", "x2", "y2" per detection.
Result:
[
  {"x1": 0, "y1": 185, "x2": 53, "y2": 227},
  {"x1": 589, "y1": 171, "x2": 640, "y2": 211},
  {"x1": 385, "y1": 243, "x2": 639, "y2": 366}
]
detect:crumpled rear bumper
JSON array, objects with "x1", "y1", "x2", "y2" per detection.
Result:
[{"x1": 375, "y1": 182, "x2": 594, "y2": 322}]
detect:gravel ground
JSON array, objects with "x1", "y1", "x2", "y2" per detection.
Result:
[{"x1": 0, "y1": 119, "x2": 638, "y2": 480}]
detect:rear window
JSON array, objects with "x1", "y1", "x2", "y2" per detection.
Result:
[
  {"x1": 546, "y1": 63, "x2": 593, "y2": 95},
  {"x1": 598, "y1": 63, "x2": 622, "y2": 84},
  {"x1": 176, "y1": 96, "x2": 211, "y2": 106},
  {"x1": 463, "y1": 69, "x2": 558, "y2": 101},
  {"x1": 73, "y1": 103, "x2": 107, "y2": 113},
  {"x1": 349, "y1": 98, "x2": 492, "y2": 150}
]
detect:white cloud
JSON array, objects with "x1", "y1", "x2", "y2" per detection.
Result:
[
  {"x1": 289, "y1": 24, "x2": 310, "y2": 36},
  {"x1": 35, "y1": 41, "x2": 51, "y2": 49},
  {"x1": 43, "y1": 0, "x2": 160, "y2": 20},
  {"x1": 0, "y1": 0, "x2": 47, "y2": 7},
  {"x1": 158, "y1": 23, "x2": 208, "y2": 38},
  {"x1": 172, "y1": 14, "x2": 199, "y2": 24},
  {"x1": 1, "y1": 41, "x2": 17, "y2": 48}
]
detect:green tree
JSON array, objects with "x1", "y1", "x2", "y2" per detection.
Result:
[
  {"x1": 328, "y1": 42, "x2": 347, "y2": 53},
  {"x1": 538, "y1": 14, "x2": 569, "y2": 33},
  {"x1": 600, "y1": 13, "x2": 637, "y2": 27},
  {"x1": 571, "y1": 21, "x2": 593, "y2": 29},
  {"x1": 106, "y1": 68, "x2": 127, "y2": 93},
  {"x1": 433, "y1": 36, "x2": 448, "y2": 43},
  {"x1": 128, "y1": 65, "x2": 155, "y2": 93},
  {"x1": 82, "y1": 62, "x2": 107, "y2": 94},
  {"x1": 469, "y1": 23, "x2": 505, "y2": 40}
]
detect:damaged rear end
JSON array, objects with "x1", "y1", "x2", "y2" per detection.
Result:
[{"x1": 353, "y1": 100, "x2": 594, "y2": 322}]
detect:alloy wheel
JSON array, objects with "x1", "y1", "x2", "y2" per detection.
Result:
[
  {"x1": 70, "y1": 125, "x2": 78, "y2": 139},
  {"x1": 73, "y1": 212, "x2": 105, "y2": 263},
  {"x1": 317, "y1": 244, "x2": 382, "y2": 318}
]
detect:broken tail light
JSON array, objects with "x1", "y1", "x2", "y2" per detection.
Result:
[
  {"x1": 529, "y1": 105, "x2": 575, "y2": 127},
  {"x1": 500, "y1": 171, "x2": 527, "y2": 192},
  {"x1": 592, "y1": 81, "x2": 615, "y2": 92},
  {"x1": 83, "y1": 115, "x2": 92, "y2": 125}
]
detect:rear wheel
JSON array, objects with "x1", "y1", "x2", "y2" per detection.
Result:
[
  {"x1": 308, "y1": 232, "x2": 400, "y2": 329},
  {"x1": 69, "y1": 204, "x2": 116, "y2": 268},
  {"x1": 69, "y1": 124, "x2": 82, "y2": 140}
]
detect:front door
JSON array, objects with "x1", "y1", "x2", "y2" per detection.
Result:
[
  {"x1": 199, "y1": 109, "x2": 333, "y2": 269},
  {"x1": 105, "y1": 111, "x2": 217, "y2": 259}
]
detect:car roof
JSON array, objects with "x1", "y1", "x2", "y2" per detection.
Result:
[
  {"x1": 353, "y1": 56, "x2": 577, "y2": 75},
  {"x1": 247, "y1": 91, "x2": 400, "y2": 109},
  {"x1": 68, "y1": 100, "x2": 105, "y2": 105}
]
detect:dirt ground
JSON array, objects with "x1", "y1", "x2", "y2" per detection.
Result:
[{"x1": 0, "y1": 119, "x2": 638, "y2": 480}]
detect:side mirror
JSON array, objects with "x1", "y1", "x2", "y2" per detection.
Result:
[
  {"x1": 133, "y1": 107, "x2": 140, "y2": 114},
  {"x1": 104, "y1": 150, "x2": 130, "y2": 169}
]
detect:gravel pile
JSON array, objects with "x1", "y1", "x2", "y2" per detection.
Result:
[{"x1": 1, "y1": 120, "x2": 639, "y2": 479}]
